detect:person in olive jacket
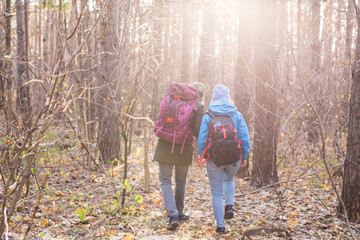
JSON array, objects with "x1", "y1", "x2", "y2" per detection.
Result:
[{"x1": 153, "y1": 82, "x2": 205, "y2": 230}]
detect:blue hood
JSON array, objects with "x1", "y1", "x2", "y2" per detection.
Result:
[{"x1": 209, "y1": 98, "x2": 238, "y2": 115}]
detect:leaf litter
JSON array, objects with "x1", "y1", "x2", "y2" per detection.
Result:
[{"x1": 6, "y1": 138, "x2": 360, "y2": 240}]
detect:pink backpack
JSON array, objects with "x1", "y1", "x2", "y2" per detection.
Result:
[{"x1": 154, "y1": 82, "x2": 199, "y2": 153}]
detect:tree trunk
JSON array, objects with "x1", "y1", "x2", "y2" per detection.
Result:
[
  {"x1": 341, "y1": 0, "x2": 355, "y2": 131},
  {"x1": 306, "y1": 0, "x2": 321, "y2": 144},
  {"x1": 5, "y1": 0, "x2": 11, "y2": 54},
  {"x1": 37, "y1": 4, "x2": 42, "y2": 79},
  {"x1": 235, "y1": 0, "x2": 253, "y2": 178},
  {"x1": 339, "y1": 2, "x2": 360, "y2": 222},
  {"x1": 141, "y1": 101, "x2": 151, "y2": 193},
  {"x1": 198, "y1": 4, "x2": 217, "y2": 107},
  {"x1": 43, "y1": 7, "x2": 51, "y2": 70},
  {"x1": 251, "y1": 0, "x2": 279, "y2": 188},
  {"x1": 16, "y1": 0, "x2": 31, "y2": 129},
  {"x1": 181, "y1": 1, "x2": 192, "y2": 83},
  {"x1": 168, "y1": 5, "x2": 181, "y2": 83},
  {"x1": 151, "y1": 0, "x2": 166, "y2": 120},
  {"x1": 297, "y1": 0, "x2": 301, "y2": 54},
  {"x1": 3, "y1": 0, "x2": 15, "y2": 134},
  {"x1": 97, "y1": 0, "x2": 121, "y2": 163}
]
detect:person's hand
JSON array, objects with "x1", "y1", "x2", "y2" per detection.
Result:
[{"x1": 240, "y1": 160, "x2": 247, "y2": 167}]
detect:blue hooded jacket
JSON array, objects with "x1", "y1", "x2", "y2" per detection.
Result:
[{"x1": 197, "y1": 85, "x2": 251, "y2": 160}]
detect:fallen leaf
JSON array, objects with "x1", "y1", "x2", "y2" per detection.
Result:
[
  {"x1": 106, "y1": 230, "x2": 115, "y2": 236},
  {"x1": 41, "y1": 219, "x2": 48, "y2": 228}
]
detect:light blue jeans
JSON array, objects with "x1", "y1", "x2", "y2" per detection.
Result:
[
  {"x1": 158, "y1": 163, "x2": 190, "y2": 217},
  {"x1": 206, "y1": 160, "x2": 241, "y2": 228}
]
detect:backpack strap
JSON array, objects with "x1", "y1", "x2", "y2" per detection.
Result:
[
  {"x1": 206, "y1": 110, "x2": 216, "y2": 119},
  {"x1": 198, "y1": 112, "x2": 214, "y2": 166},
  {"x1": 180, "y1": 128, "x2": 193, "y2": 154},
  {"x1": 198, "y1": 141, "x2": 211, "y2": 166},
  {"x1": 238, "y1": 138, "x2": 243, "y2": 159},
  {"x1": 171, "y1": 129, "x2": 176, "y2": 153},
  {"x1": 240, "y1": 159, "x2": 246, "y2": 167}
]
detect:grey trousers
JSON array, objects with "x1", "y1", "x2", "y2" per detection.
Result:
[{"x1": 158, "y1": 163, "x2": 190, "y2": 217}]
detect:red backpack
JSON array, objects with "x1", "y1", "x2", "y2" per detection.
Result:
[{"x1": 154, "y1": 82, "x2": 199, "y2": 153}]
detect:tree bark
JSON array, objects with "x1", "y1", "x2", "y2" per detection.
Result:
[
  {"x1": 5, "y1": 0, "x2": 11, "y2": 54},
  {"x1": 198, "y1": 4, "x2": 217, "y2": 107},
  {"x1": 16, "y1": 0, "x2": 31, "y2": 129},
  {"x1": 181, "y1": 1, "x2": 192, "y2": 83},
  {"x1": 97, "y1": 0, "x2": 121, "y2": 163},
  {"x1": 235, "y1": 0, "x2": 253, "y2": 178},
  {"x1": 2, "y1": 0, "x2": 15, "y2": 133},
  {"x1": 251, "y1": 0, "x2": 279, "y2": 187},
  {"x1": 297, "y1": 0, "x2": 301, "y2": 54},
  {"x1": 306, "y1": 0, "x2": 321, "y2": 144},
  {"x1": 339, "y1": 1, "x2": 360, "y2": 222},
  {"x1": 43, "y1": 7, "x2": 51, "y2": 70},
  {"x1": 341, "y1": 0, "x2": 355, "y2": 131},
  {"x1": 151, "y1": 0, "x2": 166, "y2": 120}
]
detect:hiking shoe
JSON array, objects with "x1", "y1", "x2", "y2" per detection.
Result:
[
  {"x1": 168, "y1": 216, "x2": 179, "y2": 231},
  {"x1": 216, "y1": 227, "x2": 226, "y2": 234},
  {"x1": 178, "y1": 213, "x2": 190, "y2": 221},
  {"x1": 224, "y1": 205, "x2": 233, "y2": 219}
]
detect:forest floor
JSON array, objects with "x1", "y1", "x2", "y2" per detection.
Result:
[{"x1": 5, "y1": 137, "x2": 360, "y2": 240}]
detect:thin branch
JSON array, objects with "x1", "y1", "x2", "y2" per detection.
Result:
[
  {"x1": 235, "y1": 163, "x2": 343, "y2": 198},
  {"x1": 67, "y1": 0, "x2": 90, "y2": 40},
  {"x1": 22, "y1": 175, "x2": 48, "y2": 240},
  {"x1": 3, "y1": 207, "x2": 8, "y2": 240},
  {"x1": 122, "y1": 113, "x2": 155, "y2": 126},
  {"x1": 62, "y1": 112, "x2": 106, "y2": 173},
  {"x1": 352, "y1": 0, "x2": 359, "y2": 18}
]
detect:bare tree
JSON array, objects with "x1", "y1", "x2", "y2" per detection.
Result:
[
  {"x1": 251, "y1": 1, "x2": 279, "y2": 187},
  {"x1": 15, "y1": 0, "x2": 31, "y2": 128},
  {"x1": 5, "y1": 0, "x2": 11, "y2": 55},
  {"x1": 198, "y1": 4, "x2": 217, "y2": 107},
  {"x1": 339, "y1": 0, "x2": 360, "y2": 222},
  {"x1": 306, "y1": 0, "x2": 321, "y2": 145},
  {"x1": 97, "y1": 0, "x2": 122, "y2": 163},
  {"x1": 1, "y1": 0, "x2": 15, "y2": 138},
  {"x1": 151, "y1": 0, "x2": 167, "y2": 120},
  {"x1": 234, "y1": 0, "x2": 253, "y2": 178},
  {"x1": 181, "y1": 1, "x2": 196, "y2": 83}
]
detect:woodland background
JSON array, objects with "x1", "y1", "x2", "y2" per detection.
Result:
[{"x1": 1, "y1": 0, "x2": 360, "y2": 239}]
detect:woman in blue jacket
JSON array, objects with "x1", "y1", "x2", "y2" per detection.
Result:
[{"x1": 197, "y1": 85, "x2": 250, "y2": 233}]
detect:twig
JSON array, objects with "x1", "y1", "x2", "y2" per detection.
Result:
[
  {"x1": 3, "y1": 207, "x2": 8, "y2": 240},
  {"x1": 122, "y1": 113, "x2": 155, "y2": 126},
  {"x1": 235, "y1": 163, "x2": 343, "y2": 197},
  {"x1": 312, "y1": 191, "x2": 331, "y2": 212},
  {"x1": 15, "y1": 183, "x2": 63, "y2": 206},
  {"x1": 62, "y1": 112, "x2": 106, "y2": 173},
  {"x1": 23, "y1": 175, "x2": 48, "y2": 240},
  {"x1": 66, "y1": 0, "x2": 90, "y2": 40}
]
